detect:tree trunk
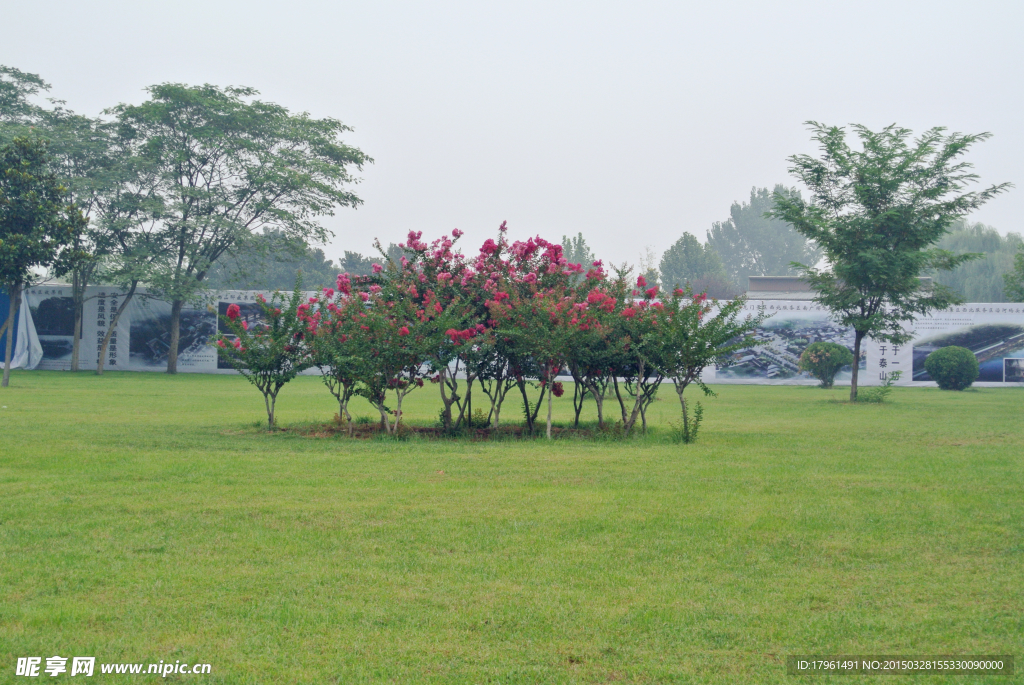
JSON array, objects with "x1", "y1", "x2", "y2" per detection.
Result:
[
  {"x1": 850, "y1": 331, "x2": 864, "y2": 402},
  {"x1": 263, "y1": 390, "x2": 277, "y2": 429},
  {"x1": 677, "y1": 383, "x2": 689, "y2": 437},
  {"x1": 546, "y1": 371, "x2": 554, "y2": 439},
  {"x1": 518, "y1": 380, "x2": 534, "y2": 433},
  {"x1": 2, "y1": 281, "x2": 20, "y2": 388},
  {"x1": 612, "y1": 376, "x2": 629, "y2": 426},
  {"x1": 592, "y1": 383, "x2": 604, "y2": 429},
  {"x1": 455, "y1": 375, "x2": 475, "y2": 430},
  {"x1": 166, "y1": 299, "x2": 184, "y2": 374},
  {"x1": 97, "y1": 282, "x2": 137, "y2": 375}
]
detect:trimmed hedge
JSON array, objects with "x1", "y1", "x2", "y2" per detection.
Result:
[{"x1": 924, "y1": 345, "x2": 979, "y2": 390}]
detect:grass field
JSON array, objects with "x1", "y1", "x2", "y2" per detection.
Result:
[{"x1": 1, "y1": 370, "x2": 1022, "y2": 684}]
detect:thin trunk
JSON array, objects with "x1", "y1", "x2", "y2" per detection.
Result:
[
  {"x1": 676, "y1": 382, "x2": 689, "y2": 436},
  {"x1": 166, "y1": 299, "x2": 184, "y2": 374},
  {"x1": 395, "y1": 391, "x2": 404, "y2": 432},
  {"x1": 850, "y1": 331, "x2": 864, "y2": 402},
  {"x1": 97, "y1": 282, "x2": 137, "y2": 375},
  {"x1": 2, "y1": 281, "x2": 20, "y2": 387},
  {"x1": 0, "y1": 316, "x2": 9, "y2": 345},
  {"x1": 454, "y1": 375, "x2": 475, "y2": 430},
  {"x1": 375, "y1": 398, "x2": 392, "y2": 433},
  {"x1": 592, "y1": 382, "x2": 605, "y2": 429},
  {"x1": 263, "y1": 392, "x2": 273, "y2": 428},
  {"x1": 612, "y1": 376, "x2": 629, "y2": 425},
  {"x1": 546, "y1": 371, "x2": 554, "y2": 439},
  {"x1": 518, "y1": 380, "x2": 534, "y2": 433},
  {"x1": 570, "y1": 368, "x2": 587, "y2": 428}
]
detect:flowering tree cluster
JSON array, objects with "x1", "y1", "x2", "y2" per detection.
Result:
[{"x1": 217, "y1": 225, "x2": 768, "y2": 439}]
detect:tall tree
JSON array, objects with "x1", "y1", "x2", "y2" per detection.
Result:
[
  {"x1": 0, "y1": 137, "x2": 87, "y2": 386},
  {"x1": 771, "y1": 122, "x2": 1010, "y2": 401},
  {"x1": 706, "y1": 185, "x2": 822, "y2": 290},
  {"x1": 933, "y1": 219, "x2": 1022, "y2": 302},
  {"x1": 1, "y1": 65, "x2": 153, "y2": 371},
  {"x1": 1005, "y1": 244, "x2": 1024, "y2": 302},
  {"x1": 561, "y1": 232, "x2": 595, "y2": 266},
  {"x1": 659, "y1": 232, "x2": 730, "y2": 295},
  {"x1": 110, "y1": 83, "x2": 370, "y2": 372}
]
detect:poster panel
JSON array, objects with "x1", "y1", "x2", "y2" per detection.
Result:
[
  {"x1": 707, "y1": 300, "x2": 866, "y2": 385},
  {"x1": 23, "y1": 285, "x2": 76, "y2": 370},
  {"x1": 906, "y1": 304, "x2": 1024, "y2": 384},
  {"x1": 21, "y1": 285, "x2": 131, "y2": 370},
  {"x1": 128, "y1": 297, "x2": 217, "y2": 372}
]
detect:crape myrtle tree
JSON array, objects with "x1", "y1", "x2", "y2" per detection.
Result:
[
  {"x1": 307, "y1": 273, "x2": 361, "y2": 430},
  {"x1": 655, "y1": 287, "x2": 767, "y2": 441},
  {"x1": 111, "y1": 83, "x2": 370, "y2": 374},
  {"x1": 214, "y1": 286, "x2": 313, "y2": 428},
  {"x1": 771, "y1": 122, "x2": 1010, "y2": 401},
  {"x1": 566, "y1": 270, "x2": 624, "y2": 429},
  {"x1": 0, "y1": 137, "x2": 87, "y2": 387},
  {"x1": 481, "y1": 227, "x2": 586, "y2": 436},
  {"x1": 383, "y1": 230, "x2": 480, "y2": 433},
  {"x1": 491, "y1": 283, "x2": 576, "y2": 439},
  {"x1": 339, "y1": 283, "x2": 432, "y2": 434},
  {"x1": 610, "y1": 274, "x2": 665, "y2": 435}
]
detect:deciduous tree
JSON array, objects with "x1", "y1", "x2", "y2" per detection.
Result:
[
  {"x1": 111, "y1": 83, "x2": 370, "y2": 373},
  {"x1": 771, "y1": 122, "x2": 1010, "y2": 400},
  {"x1": 0, "y1": 137, "x2": 86, "y2": 386}
]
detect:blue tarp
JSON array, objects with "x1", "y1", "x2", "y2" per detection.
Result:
[{"x1": 0, "y1": 288, "x2": 18, "y2": 344}]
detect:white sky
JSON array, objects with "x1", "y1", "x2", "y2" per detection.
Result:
[{"x1": 3, "y1": 0, "x2": 1021, "y2": 266}]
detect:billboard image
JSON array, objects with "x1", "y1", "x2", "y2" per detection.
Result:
[
  {"x1": 28, "y1": 291, "x2": 76, "y2": 367},
  {"x1": 913, "y1": 323, "x2": 1024, "y2": 382},
  {"x1": 129, "y1": 298, "x2": 217, "y2": 370},
  {"x1": 713, "y1": 302, "x2": 864, "y2": 382}
]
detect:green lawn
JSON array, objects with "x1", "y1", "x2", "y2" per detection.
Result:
[{"x1": 1, "y1": 371, "x2": 1021, "y2": 684}]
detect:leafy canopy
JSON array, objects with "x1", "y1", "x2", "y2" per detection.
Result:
[
  {"x1": 110, "y1": 83, "x2": 371, "y2": 304},
  {"x1": 771, "y1": 122, "x2": 1010, "y2": 346},
  {"x1": 0, "y1": 137, "x2": 87, "y2": 289}
]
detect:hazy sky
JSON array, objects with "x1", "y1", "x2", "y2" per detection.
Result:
[{"x1": 3, "y1": 0, "x2": 1021, "y2": 266}]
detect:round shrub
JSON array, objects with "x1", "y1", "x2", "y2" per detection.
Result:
[
  {"x1": 924, "y1": 346, "x2": 979, "y2": 390},
  {"x1": 798, "y1": 342, "x2": 854, "y2": 388}
]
